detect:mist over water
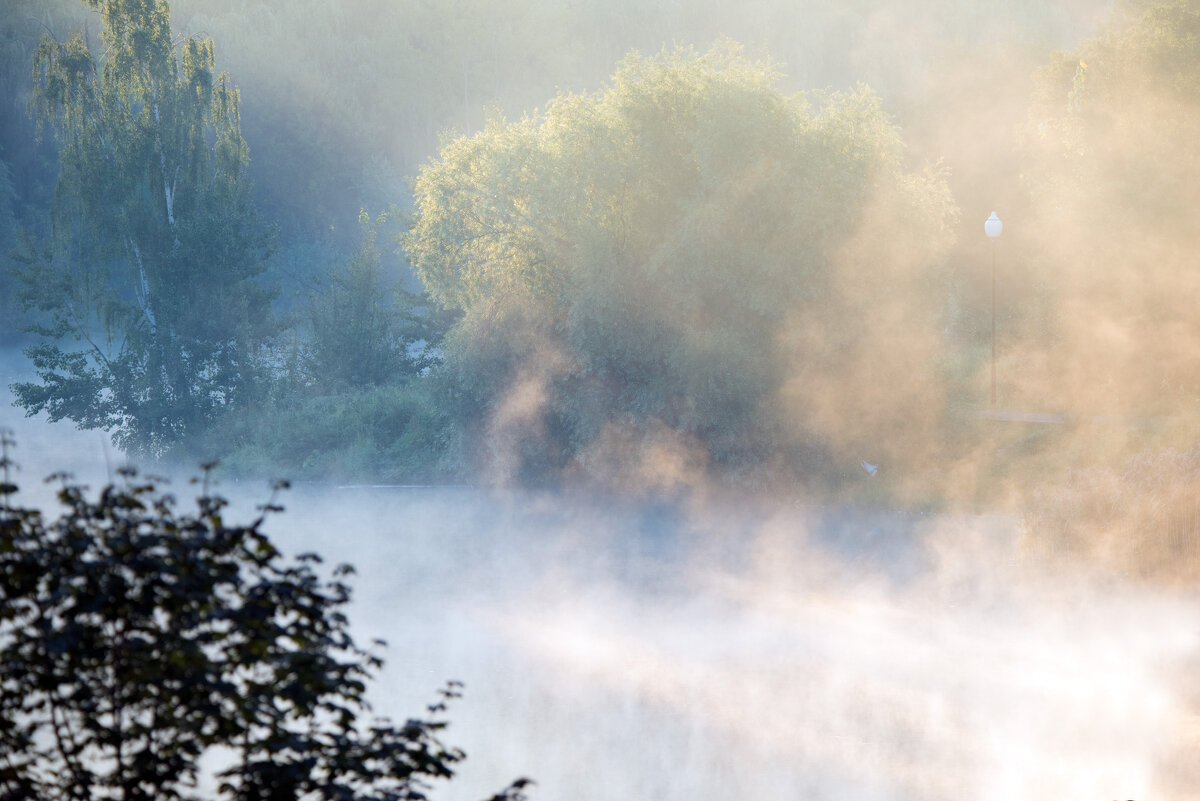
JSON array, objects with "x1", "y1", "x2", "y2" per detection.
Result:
[
  {"x1": 229, "y1": 485, "x2": 1200, "y2": 801},
  {"x1": 6, "y1": 346, "x2": 1198, "y2": 800}
]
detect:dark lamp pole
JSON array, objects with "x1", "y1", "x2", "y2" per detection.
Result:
[{"x1": 985, "y1": 211, "x2": 1003, "y2": 406}]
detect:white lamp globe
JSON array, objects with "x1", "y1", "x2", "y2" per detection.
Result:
[{"x1": 985, "y1": 211, "x2": 1003, "y2": 238}]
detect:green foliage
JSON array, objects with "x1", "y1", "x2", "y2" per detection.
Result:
[
  {"x1": 407, "y1": 43, "x2": 958, "y2": 483},
  {"x1": 1026, "y1": 1, "x2": 1200, "y2": 232},
  {"x1": 11, "y1": 0, "x2": 275, "y2": 454},
  {"x1": 305, "y1": 211, "x2": 443, "y2": 391},
  {"x1": 177, "y1": 209, "x2": 460, "y2": 482},
  {"x1": 0, "y1": 153, "x2": 21, "y2": 344},
  {"x1": 190, "y1": 383, "x2": 459, "y2": 483},
  {"x1": 0, "y1": 0, "x2": 90, "y2": 186},
  {"x1": 0, "y1": 431, "x2": 531, "y2": 801},
  {"x1": 0, "y1": 1, "x2": 94, "y2": 345}
]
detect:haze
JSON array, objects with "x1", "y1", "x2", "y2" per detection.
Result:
[{"x1": 3, "y1": 0, "x2": 1200, "y2": 799}]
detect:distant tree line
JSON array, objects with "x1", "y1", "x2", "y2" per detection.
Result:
[{"x1": 3, "y1": 0, "x2": 1199, "y2": 488}]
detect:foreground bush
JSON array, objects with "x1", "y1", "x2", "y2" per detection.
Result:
[{"x1": 0, "y1": 432, "x2": 528, "y2": 801}]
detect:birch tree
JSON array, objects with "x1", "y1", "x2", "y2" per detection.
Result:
[{"x1": 13, "y1": 0, "x2": 274, "y2": 454}]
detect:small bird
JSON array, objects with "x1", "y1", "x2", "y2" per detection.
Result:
[{"x1": 861, "y1": 461, "x2": 878, "y2": 476}]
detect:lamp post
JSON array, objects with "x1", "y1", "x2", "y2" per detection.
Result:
[{"x1": 984, "y1": 211, "x2": 1003, "y2": 406}]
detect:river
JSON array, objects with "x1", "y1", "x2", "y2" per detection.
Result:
[{"x1": 3, "y1": 347, "x2": 1198, "y2": 800}]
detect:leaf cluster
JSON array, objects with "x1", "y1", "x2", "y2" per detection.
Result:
[{"x1": 0, "y1": 432, "x2": 530, "y2": 801}]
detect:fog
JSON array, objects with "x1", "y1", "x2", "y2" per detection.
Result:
[
  {"x1": 273, "y1": 488, "x2": 1199, "y2": 800},
  {"x1": 148, "y1": 0, "x2": 1114, "y2": 238},
  {"x1": 6, "y1": 0, "x2": 1200, "y2": 797},
  {"x1": 5, "y1": 348, "x2": 1200, "y2": 800}
]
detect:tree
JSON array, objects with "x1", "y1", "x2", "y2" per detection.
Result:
[
  {"x1": 11, "y1": 0, "x2": 275, "y2": 454},
  {"x1": 406, "y1": 43, "x2": 957, "y2": 486},
  {"x1": 0, "y1": 152, "x2": 21, "y2": 344},
  {"x1": 0, "y1": 430, "x2": 531, "y2": 801},
  {"x1": 1017, "y1": 1, "x2": 1200, "y2": 413},
  {"x1": 305, "y1": 211, "x2": 442, "y2": 392}
]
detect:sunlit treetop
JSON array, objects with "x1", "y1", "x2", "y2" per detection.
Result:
[{"x1": 406, "y1": 42, "x2": 956, "y2": 482}]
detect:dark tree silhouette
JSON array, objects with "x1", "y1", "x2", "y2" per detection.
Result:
[{"x1": 0, "y1": 430, "x2": 531, "y2": 801}]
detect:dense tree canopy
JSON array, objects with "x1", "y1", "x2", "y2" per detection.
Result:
[
  {"x1": 11, "y1": 0, "x2": 274, "y2": 454},
  {"x1": 407, "y1": 44, "x2": 957, "y2": 485}
]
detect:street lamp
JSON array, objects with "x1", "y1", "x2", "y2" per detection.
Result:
[{"x1": 985, "y1": 211, "x2": 1003, "y2": 406}]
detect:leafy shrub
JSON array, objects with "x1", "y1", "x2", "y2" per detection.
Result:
[
  {"x1": 0, "y1": 430, "x2": 528, "y2": 800},
  {"x1": 194, "y1": 382, "x2": 459, "y2": 483}
]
